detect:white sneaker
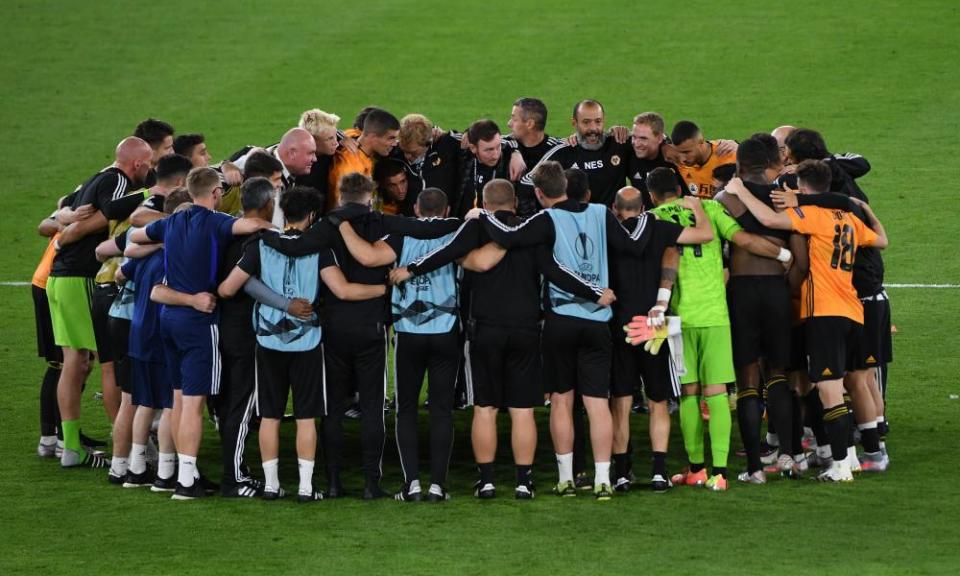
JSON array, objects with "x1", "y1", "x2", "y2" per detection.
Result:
[
  {"x1": 37, "y1": 438, "x2": 58, "y2": 458},
  {"x1": 817, "y1": 460, "x2": 854, "y2": 482},
  {"x1": 777, "y1": 454, "x2": 800, "y2": 478},
  {"x1": 760, "y1": 446, "x2": 780, "y2": 466},
  {"x1": 846, "y1": 447, "x2": 862, "y2": 474},
  {"x1": 737, "y1": 470, "x2": 766, "y2": 484}
]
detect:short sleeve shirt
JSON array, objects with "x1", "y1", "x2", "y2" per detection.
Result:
[{"x1": 787, "y1": 206, "x2": 878, "y2": 323}]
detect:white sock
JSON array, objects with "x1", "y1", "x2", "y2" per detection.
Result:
[
  {"x1": 263, "y1": 459, "x2": 279, "y2": 492},
  {"x1": 297, "y1": 458, "x2": 314, "y2": 495},
  {"x1": 766, "y1": 432, "x2": 779, "y2": 447},
  {"x1": 177, "y1": 454, "x2": 197, "y2": 487},
  {"x1": 847, "y1": 445, "x2": 858, "y2": 461},
  {"x1": 594, "y1": 461, "x2": 611, "y2": 487},
  {"x1": 129, "y1": 443, "x2": 147, "y2": 475},
  {"x1": 857, "y1": 421, "x2": 878, "y2": 432},
  {"x1": 817, "y1": 445, "x2": 833, "y2": 460},
  {"x1": 158, "y1": 452, "x2": 176, "y2": 480},
  {"x1": 556, "y1": 453, "x2": 573, "y2": 483},
  {"x1": 429, "y1": 483, "x2": 443, "y2": 496},
  {"x1": 40, "y1": 435, "x2": 57, "y2": 446},
  {"x1": 409, "y1": 479, "x2": 421, "y2": 493},
  {"x1": 110, "y1": 456, "x2": 129, "y2": 476}
]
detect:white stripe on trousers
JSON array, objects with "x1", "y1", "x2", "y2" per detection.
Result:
[
  {"x1": 320, "y1": 343, "x2": 328, "y2": 416},
  {"x1": 210, "y1": 325, "x2": 222, "y2": 395},
  {"x1": 463, "y1": 339, "x2": 475, "y2": 407},
  {"x1": 253, "y1": 346, "x2": 261, "y2": 418},
  {"x1": 235, "y1": 389, "x2": 257, "y2": 483},
  {"x1": 392, "y1": 332, "x2": 409, "y2": 482},
  {"x1": 379, "y1": 330, "x2": 388, "y2": 479}
]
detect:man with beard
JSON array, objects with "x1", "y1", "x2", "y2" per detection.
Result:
[
  {"x1": 670, "y1": 120, "x2": 738, "y2": 199},
  {"x1": 519, "y1": 99, "x2": 631, "y2": 207}
]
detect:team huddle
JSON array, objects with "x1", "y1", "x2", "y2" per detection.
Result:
[{"x1": 31, "y1": 97, "x2": 893, "y2": 503}]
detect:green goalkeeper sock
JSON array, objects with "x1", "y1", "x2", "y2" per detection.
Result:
[
  {"x1": 705, "y1": 393, "x2": 732, "y2": 469},
  {"x1": 61, "y1": 419, "x2": 82, "y2": 454},
  {"x1": 679, "y1": 395, "x2": 704, "y2": 467}
]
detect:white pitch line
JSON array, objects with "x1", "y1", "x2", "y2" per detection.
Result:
[
  {"x1": 0, "y1": 281, "x2": 953, "y2": 288},
  {"x1": 885, "y1": 284, "x2": 960, "y2": 289}
]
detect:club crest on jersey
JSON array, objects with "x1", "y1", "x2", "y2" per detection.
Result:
[
  {"x1": 610, "y1": 154, "x2": 620, "y2": 166},
  {"x1": 688, "y1": 183, "x2": 699, "y2": 195},
  {"x1": 432, "y1": 157, "x2": 442, "y2": 167}
]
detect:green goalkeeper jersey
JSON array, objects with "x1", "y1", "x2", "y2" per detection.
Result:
[{"x1": 650, "y1": 198, "x2": 742, "y2": 327}]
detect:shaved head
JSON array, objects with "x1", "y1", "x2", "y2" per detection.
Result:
[
  {"x1": 277, "y1": 127, "x2": 317, "y2": 176},
  {"x1": 115, "y1": 136, "x2": 153, "y2": 183},
  {"x1": 116, "y1": 136, "x2": 152, "y2": 164},
  {"x1": 613, "y1": 186, "x2": 644, "y2": 217},
  {"x1": 772, "y1": 125, "x2": 796, "y2": 146},
  {"x1": 772, "y1": 125, "x2": 796, "y2": 165},
  {"x1": 482, "y1": 179, "x2": 516, "y2": 210}
]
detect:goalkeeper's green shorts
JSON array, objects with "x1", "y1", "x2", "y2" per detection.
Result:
[{"x1": 680, "y1": 325, "x2": 734, "y2": 386}]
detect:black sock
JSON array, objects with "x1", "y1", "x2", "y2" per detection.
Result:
[
  {"x1": 736, "y1": 389, "x2": 763, "y2": 473},
  {"x1": 612, "y1": 452, "x2": 630, "y2": 479},
  {"x1": 805, "y1": 393, "x2": 828, "y2": 448},
  {"x1": 690, "y1": 462, "x2": 705, "y2": 473},
  {"x1": 713, "y1": 466, "x2": 727, "y2": 479},
  {"x1": 652, "y1": 452, "x2": 667, "y2": 477},
  {"x1": 859, "y1": 426, "x2": 881, "y2": 453},
  {"x1": 790, "y1": 392, "x2": 804, "y2": 457},
  {"x1": 478, "y1": 462, "x2": 494, "y2": 485},
  {"x1": 515, "y1": 465, "x2": 532, "y2": 486},
  {"x1": 823, "y1": 404, "x2": 850, "y2": 464},
  {"x1": 764, "y1": 376, "x2": 793, "y2": 456},
  {"x1": 40, "y1": 365, "x2": 61, "y2": 437}
]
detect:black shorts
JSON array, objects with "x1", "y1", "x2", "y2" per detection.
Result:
[
  {"x1": 467, "y1": 323, "x2": 541, "y2": 409},
  {"x1": 610, "y1": 334, "x2": 680, "y2": 402},
  {"x1": 255, "y1": 344, "x2": 323, "y2": 419},
  {"x1": 788, "y1": 323, "x2": 806, "y2": 373},
  {"x1": 92, "y1": 284, "x2": 118, "y2": 363},
  {"x1": 805, "y1": 316, "x2": 861, "y2": 383},
  {"x1": 727, "y1": 276, "x2": 792, "y2": 369},
  {"x1": 541, "y1": 312, "x2": 611, "y2": 398},
  {"x1": 32, "y1": 285, "x2": 63, "y2": 364},
  {"x1": 855, "y1": 292, "x2": 893, "y2": 369}
]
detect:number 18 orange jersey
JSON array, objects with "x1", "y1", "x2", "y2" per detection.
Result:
[{"x1": 787, "y1": 205, "x2": 880, "y2": 324}]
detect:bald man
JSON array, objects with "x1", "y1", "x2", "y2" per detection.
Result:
[
  {"x1": 608, "y1": 186, "x2": 685, "y2": 492},
  {"x1": 48, "y1": 137, "x2": 153, "y2": 468},
  {"x1": 231, "y1": 128, "x2": 318, "y2": 227},
  {"x1": 771, "y1": 126, "x2": 796, "y2": 169}
]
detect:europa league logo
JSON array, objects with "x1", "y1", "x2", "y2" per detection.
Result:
[{"x1": 577, "y1": 232, "x2": 595, "y2": 272}]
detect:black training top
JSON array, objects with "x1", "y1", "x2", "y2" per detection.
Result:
[
  {"x1": 610, "y1": 217, "x2": 684, "y2": 325},
  {"x1": 521, "y1": 138, "x2": 632, "y2": 207},
  {"x1": 52, "y1": 166, "x2": 132, "y2": 278}
]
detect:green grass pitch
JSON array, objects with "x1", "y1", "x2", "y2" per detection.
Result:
[{"x1": 1, "y1": 1, "x2": 959, "y2": 574}]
